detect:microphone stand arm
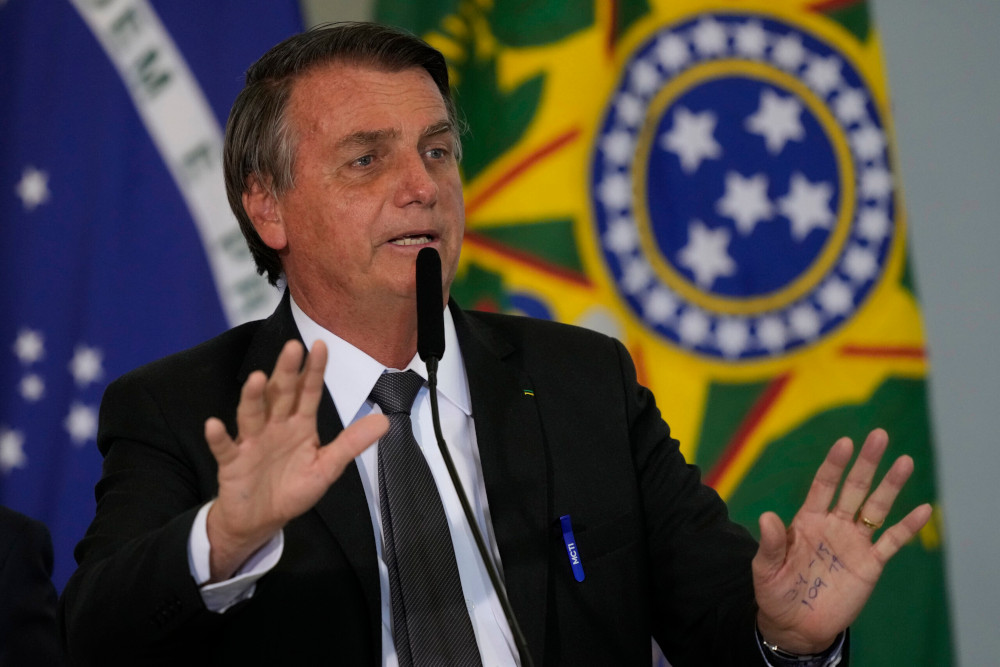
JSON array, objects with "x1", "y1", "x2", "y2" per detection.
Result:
[{"x1": 425, "y1": 356, "x2": 535, "y2": 667}]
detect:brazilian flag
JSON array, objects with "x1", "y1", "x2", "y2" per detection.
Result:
[{"x1": 377, "y1": 1, "x2": 953, "y2": 664}]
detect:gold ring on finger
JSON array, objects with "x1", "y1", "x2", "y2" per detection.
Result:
[{"x1": 859, "y1": 515, "x2": 883, "y2": 530}]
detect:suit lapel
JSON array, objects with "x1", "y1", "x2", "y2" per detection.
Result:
[
  {"x1": 312, "y1": 394, "x2": 383, "y2": 661},
  {"x1": 239, "y1": 292, "x2": 382, "y2": 659},
  {"x1": 452, "y1": 304, "x2": 550, "y2": 666}
]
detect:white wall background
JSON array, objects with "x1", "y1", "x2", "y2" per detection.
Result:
[
  {"x1": 870, "y1": 2, "x2": 1000, "y2": 665},
  {"x1": 301, "y1": 1, "x2": 1000, "y2": 663}
]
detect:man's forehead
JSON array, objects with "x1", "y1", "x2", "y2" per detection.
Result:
[
  {"x1": 291, "y1": 61, "x2": 442, "y2": 101},
  {"x1": 287, "y1": 62, "x2": 449, "y2": 132}
]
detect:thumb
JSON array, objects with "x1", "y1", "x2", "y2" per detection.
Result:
[
  {"x1": 205, "y1": 416, "x2": 237, "y2": 466},
  {"x1": 317, "y1": 413, "x2": 390, "y2": 483},
  {"x1": 753, "y1": 511, "x2": 789, "y2": 580}
]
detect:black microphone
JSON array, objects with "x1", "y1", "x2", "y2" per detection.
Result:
[
  {"x1": 416, "y1": 247, "x2": 445, "y2": 364},
  {"x1": 414, "y1": 247, "x2": 534, "y2": 667}
]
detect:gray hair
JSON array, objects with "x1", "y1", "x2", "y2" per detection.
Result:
[{"x1": 223, "y1": 22, "x2": 461, "y2": 285}]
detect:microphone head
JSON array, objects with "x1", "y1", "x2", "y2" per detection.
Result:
[{"x1": 416, "y1": 247, "x2": 445, "y2": 362}]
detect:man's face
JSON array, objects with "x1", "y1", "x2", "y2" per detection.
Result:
[{"x1": 258, "y1": 63, "x2": 465, "y2": 314}]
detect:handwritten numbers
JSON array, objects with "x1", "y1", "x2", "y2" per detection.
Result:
[{"x1": 793, "y1": 543, "x2": 844, "y2": 612}]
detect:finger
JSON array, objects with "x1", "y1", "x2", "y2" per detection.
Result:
[
  {"x1": 856, "y1": 454, "x2": 915, "y2": 535},
  {"x1": 316, "y1": 413, "x2": 389, "y2": 485},
  {"x1": 799, "y1": 437, "x2": 854, "y2": 514},
  {"x1": 265, "y1": 340, "x2": 305, "y2": 420},
  {"x1": 235, "y1": 370, "x2": 268, "y2": 437},
  {"x1": 298, "y1": 340, "x2": 328, "y2": 420},
  {"x1": 205, "y1": 417, "x2": 237, "y2": 466},
  {"x1": 752, "y1": 511, "x2": 789, "y2": 581},
  {"x1": 832, "y1": 428, "x2": 889, "y2": 520},
  {"x1": 872, "y1": 503, "x2": 933, "y2": 565}
]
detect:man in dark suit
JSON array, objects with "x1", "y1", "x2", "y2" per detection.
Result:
[
  {"x1": 0, "y1": 506, "x2": 65, "y2": 666},
  {"x1": 60, "y1": 23, "x2": 930, "y2": 666}
]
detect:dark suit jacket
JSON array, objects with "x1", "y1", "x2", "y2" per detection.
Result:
[
  {"x1": 60, "y1": 294, "x2": 768, "y2": 666},
  {"x1": 0, "y1": 506, "x2": 65, "y2": 666}
]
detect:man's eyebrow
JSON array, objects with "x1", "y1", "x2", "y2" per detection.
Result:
[
  {"x1": 336, "y1": 128, "x2": 399, "y2": 149},
  {"x1": 334, "y1": 121, "x2": 453, "y2": 150},
  {"x1": 422, "y1": 120, "x2": 455, "y2": 140}
]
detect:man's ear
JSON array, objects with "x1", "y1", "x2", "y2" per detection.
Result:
[{"x1": 243, "y1": 176, "x2": 287, "y2": 251}]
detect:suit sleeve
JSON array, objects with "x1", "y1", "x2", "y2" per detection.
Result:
[
  {"x1": 59, "y1": 371, "x2": 228, "y2": 665},
  {"x1": 610, "y1": 338, "x2": 767, "y2": 665}
]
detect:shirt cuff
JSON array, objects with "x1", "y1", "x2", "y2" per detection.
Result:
[
  {"x1": 187, "y1": 500, "x2": 284, "y2": 613},
  {"x1": 756, "y1": 626, "x2": 846, "y2": 667}
]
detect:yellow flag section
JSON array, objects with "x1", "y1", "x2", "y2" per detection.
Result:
[
  {"x1": 380, "y1": 0, "x2": 953, "y2": 663},
  {"x1": 447, "y1": 0, "x2": 921, "y2": 486}
]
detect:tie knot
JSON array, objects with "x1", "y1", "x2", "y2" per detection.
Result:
[{"x1": 369, "y1": 370, "x2": 424, "y2": 415}]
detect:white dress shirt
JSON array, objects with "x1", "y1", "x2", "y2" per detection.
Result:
[{"x1": 188, "y1": 297, "x2": 518, "y2": 666}]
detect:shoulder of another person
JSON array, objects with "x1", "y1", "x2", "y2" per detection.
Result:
[
  {"x1": 0, "y1": 505, "x2": 43, "y2": 535},
  {"x1": 0, "y1": 507, "x2": 51, "y2": 564}
]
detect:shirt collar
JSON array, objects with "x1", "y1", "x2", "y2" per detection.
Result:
[{"x1": 289, "y1": 295, "x2": 471, "y2": 424}]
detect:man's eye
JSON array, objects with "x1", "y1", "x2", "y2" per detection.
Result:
[
  {"x1": 353, "y1": 155, "x2": 374, "y2": 167},
  {"x1": 426, "y1": 148, "x2": 446, "y2": 160}
]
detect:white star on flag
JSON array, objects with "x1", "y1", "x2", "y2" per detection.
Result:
[
  {"x1": 804, "y1": 54, "x2": 843, "y2": 96},
  {"x1": 13, "y1": 328, "x2": 45, "y2": 364},
  {"x1": 778, "y1": 172, "x2": 835, "y2": 241},
  {"x1": 630, "y1": 60, "x2": 661, "y2": 96},
  {"x1": 790, "y1": 304, "x2": 822, "y2": 340},
  {"x1": 661, "y1": 107, "x2": 722, "y2": 174},
  {"x1": 0, "y1": 427, "x2": 28, "y2": 474},
  {"x1": 833, "y1": 88, "x2": 867, "y2": 126},
  {"x1": 604, "y1": 218, "x2": 639, "y2": 254},
  {"x1": 655, "y1": 34, "x2": 690, "y2": 71},
  {"x1": 622, "y1": 258, "x2": 653, "y2": 294},
  {"x1": 757, "y1": 316, "x2": 788, "y2": 352},
  {"x1": 772, "y1": 33, "x2": 806, "y2": 70},
  {"x1": 843, "y1": 245, "x2": 878, "y2": 283},
  {"x1": 716, "y1": 318, "x2": 750, "y2": 357},
  {"x1": 858, "y1": 207, "x2": 891, "y2": 242},
  {"x1": 678, "y1": 308, "x2": 711, "y2": 346},
  {"x1": 818, "y1": 278, "x2": 854, "y2": 316},
  {"x1": 16, "y1": 166, "x2": 51, "y2": 211},
  {"x1": 677, "y1": 220, "x2": 737, "y2": 288},
  {"x1": 745, "y1": 89, "x2": 806, "y2": 155},
  {"x1": 691, "y1": 17, "x2": 728, "y2": 57},
  {"x1": 861, "y1": 166, "x2": 893, "y2": 199},
  {"x1": 19, "y1": 374, "x2": 45, "y2": 402},
  {"x1": 615, "y1": 93, "x2": 645, "y2": 128},
  {"x1": 597, "y1": 174, "x2": 633, "y2": 210},
  {"x1": 64, "y1": 402, "x2": 98, "y2": 446},
  {"x1": 601, "y1": 130, "x2": 635, "y2": 166},
  {"x1": 851, "y1": 125, "x2": 887, "y2": 161},
  {"x1": 733, "y1": 21, "x2": 768, "y2": 59},
  {"x1": 69, "y1": 344, "x2": 105, "y2": 387},
  {"x1": 642, "y1": 288, "x2": 678, "y2": 325},
  {"x1": 716, "y1": 171, "x2": 774, "y2": 235}
]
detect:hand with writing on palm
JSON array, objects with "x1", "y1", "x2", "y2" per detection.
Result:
[{"x1": 752, "y1": 428, "x2": 933, "y2": 655}]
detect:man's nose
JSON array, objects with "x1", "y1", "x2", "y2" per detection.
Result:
[{"x1": 394, "y1": 152, "x2": 439, "y2": 207}]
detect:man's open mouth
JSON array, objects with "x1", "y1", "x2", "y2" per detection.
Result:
[{"x1": 389, "y1": 234, "x2": 433, "y2": 246}]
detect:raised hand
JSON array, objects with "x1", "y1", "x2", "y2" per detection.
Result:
[
  {"x1": 203, "y1": 339, "x2": 388, "y2": 582},
  {"x1": 751, "y1": 428, "x2": 933, "y2": 654}
]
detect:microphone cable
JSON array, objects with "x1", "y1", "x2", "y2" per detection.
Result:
[{"x1": 416, "y1": 247, "x2": 534, "y2": 667}]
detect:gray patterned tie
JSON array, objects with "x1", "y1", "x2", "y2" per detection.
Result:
[{"x1": 370, "y1": 370, "x2": 483, "y2": 667}]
